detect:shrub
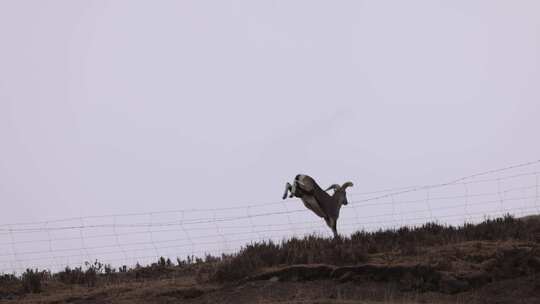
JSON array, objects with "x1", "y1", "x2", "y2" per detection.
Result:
[
  {"x1": 21, "y1": 269, "x2": 42, "y2": 293},
  {"x1": 0, "y1": 273, "x2": 21, "y2": 296},
  {"x1": 55, "y1": 266, "x2": 85, "y2": 285},
  {"x1": 54, "y1": 260, "x2": 104, "y2": 287}
]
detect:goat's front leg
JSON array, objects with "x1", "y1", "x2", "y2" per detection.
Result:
[{"x1": 282, "y1": 182, "x2": 292, "y2": 199}]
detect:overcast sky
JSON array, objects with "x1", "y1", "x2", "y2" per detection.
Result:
[{"x1": 1, "y1": 1, "x2": 539, "y2": 225}]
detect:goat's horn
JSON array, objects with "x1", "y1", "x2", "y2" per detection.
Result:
[
  {"x1": 325, "y1": 184, "x2": 340, "y2": 191},
  {"x1": 341, "y1": 181, "x2": 354, "y2": 190},
  {"x1": 296, "y1": 180, "x2": 306, "y2": 187}
]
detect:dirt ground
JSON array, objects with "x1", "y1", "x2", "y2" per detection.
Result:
[
  {"x1": 4, "y1": 239, "x2": 540, "y2": 304},
  {"x1": 6, "y1": 274, "x2": 539, "y2": 304}
]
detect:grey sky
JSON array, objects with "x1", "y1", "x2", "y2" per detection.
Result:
[{"x1": 1, "y1": 1, "x2": 539, "y2": 228}]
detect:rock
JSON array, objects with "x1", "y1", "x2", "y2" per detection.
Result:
[
  {"x1": 398, "y1": 272, "x2": 416, "y2": 292},
  {"x1": 439, "y1": 274, "x2": 469, "y2": 294},
  {"x1": 337, "y1": 271, "x2": 354, "y2": 283},
  {"x1": 480, "y1": 258, "x2": 498, "y2": 271},
  {"x1": 461, "y1": 270, "x2": 490, "y2": 287},
  {"x1": 528, "y1": 256, "x2": 540, "y2": 271},
  {"x1": 160, "y1": 288, "x2": 205, "y2": 299},
  {"x1": 269, "y1": 276, "x2": 279, "y2": 282}
]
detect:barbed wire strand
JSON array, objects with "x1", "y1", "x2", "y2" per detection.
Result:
[
  {"x1": 179, "y1": 211, "x2": 194, "y2": 258},
  {"x1": 2, "y1": 159, "x2": 540, "y2": 274},
  {"x1": 247, "y1": 205, "x2": 264, "y2": 242},
  {"x1": 213, "y1": 211, "x2": 229, "y2": 254},
  {"x1": 8, "y1": 225, "x2": 19, "y2": 272},
  {"x1": 2, "y1": 183, "x2": 538, "y2": 236},
  {"x1": 79, "y1": 217, "x2": 91, "y2": 265},
  {"x1": 1, "y1": 160, "x2": 538, "y2": 228},
  {"x1": 113, "y1": 215, "x2": 128, "y2": 267},
  {"x1": 425, "y1": 188, "x2": 434, "y2": 222},
  {"x1": 2, "y1": 193, "x2": 535, "y2": 260},
  {"x1": 2, "y1": 203, "x2": 538, "y2": 273},
  {"x1": 534, "y1": 174, "x2": 540, "y2": 214}
]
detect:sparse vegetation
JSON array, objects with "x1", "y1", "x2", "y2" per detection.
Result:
[
  {"x1": 1, "y1": 215, "x2": 539, "y2": 303},
  {"x1": 212, "y1": 214, "x2": 540, "y2": 281},
  {"x1": 20, "y1": 269, "x2": 46, "y2": 294}
]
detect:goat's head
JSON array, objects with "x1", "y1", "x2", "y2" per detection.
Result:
[{"x1": 325, "y1": 181, "x2": 353, "y2": 205}]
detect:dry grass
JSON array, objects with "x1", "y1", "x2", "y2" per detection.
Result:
[
  {"x1": 212, "y1": 215, "x2": 540, "y2": 281},
  {"x1": 1, "y1": 215, "x2": 539, "y2": 303}
]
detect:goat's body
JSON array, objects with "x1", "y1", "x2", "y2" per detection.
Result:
[
  {"x1": 291, "y1": 175, "x2": 328, "y2": 218},
  {"x1": 283, "y1": 174, "x2": 352, "y2": 238}
]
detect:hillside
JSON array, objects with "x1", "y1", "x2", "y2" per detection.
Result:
[{"x1": 1, "y1": 215, "x2": 540, "y2": 304}]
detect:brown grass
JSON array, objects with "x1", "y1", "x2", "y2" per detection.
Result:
[
  {"x1": 212, "y1": 215, "x2": 540, "y2": 281},
  {"x1": 1, "y1": 215, "x2": 539, "y2": 303}
]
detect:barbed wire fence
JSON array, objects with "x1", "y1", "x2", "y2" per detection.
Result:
[{"x1": 1, "y1": 160, "x2": 539, "y2": 274}]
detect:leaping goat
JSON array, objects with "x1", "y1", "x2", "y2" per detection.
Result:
[{"x1": 282, "y1": 174, "x2": 353, "y2": 238}]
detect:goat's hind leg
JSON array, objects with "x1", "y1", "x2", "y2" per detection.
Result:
[
  {"x1": 331, "y1": 223, "x2": 339, "y2": 239},
  {"x1": 324, "y1": 217, "x2": 339, "y2": 239}
]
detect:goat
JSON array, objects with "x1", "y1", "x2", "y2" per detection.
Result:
[{"x1": 282, "y1": 174, "x2": 353, "y2": 238}]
